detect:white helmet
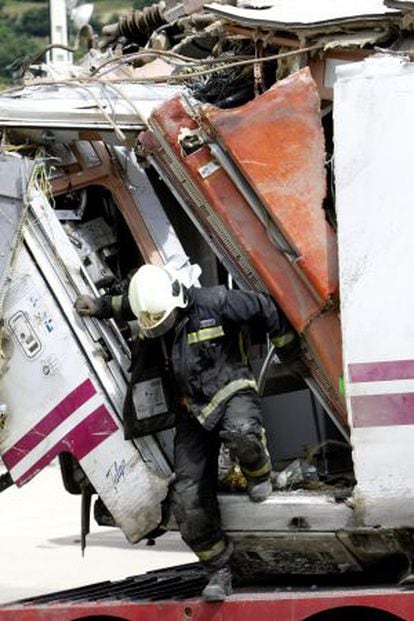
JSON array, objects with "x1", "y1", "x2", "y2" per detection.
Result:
[{"x1": 128, "y1": 264, "x2": 188, "y2": 338}]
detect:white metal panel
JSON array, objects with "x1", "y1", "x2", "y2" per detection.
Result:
[
  {"x1": 0, "y1": 243, "x2": 170, "y2": 541},
  {"x1": 0, "y1": 83, "x2": 181, "y2": 137},
  {"x1": 113, "y1": 147, "x2": 201, "y2": 287},
  {"x1": 0, "y1": 185, "x2": 173, "y2": 542},
  {"x1": 334, "y1": 55, "x2": 414, "y2": 526},
  {"x1": 206, "y1": 0, "x2": 398, "y2": 29}
]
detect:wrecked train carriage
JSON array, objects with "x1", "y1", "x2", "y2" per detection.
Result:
[{"x1": 1, "y1": 0, "x2": 414, "y2": 579}]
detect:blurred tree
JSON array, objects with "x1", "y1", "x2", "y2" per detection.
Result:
[
  {"x1": 19, "y1": 6, "x2": 50, "y2": 37},
  {"x1": 0, "y1": 17, "x2": 45, "y2": 83}
]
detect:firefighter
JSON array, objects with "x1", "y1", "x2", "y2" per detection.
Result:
[{"x1": 75, "y1": 264, "x2": 301, "y2": 602}]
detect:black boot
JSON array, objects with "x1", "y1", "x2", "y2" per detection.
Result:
[
  {"x1": 247, "y1": 477, "x2": 272, "y2": 502},
  {"x1": 202, "y1": 565, "x2": 232, "y2": 602}
]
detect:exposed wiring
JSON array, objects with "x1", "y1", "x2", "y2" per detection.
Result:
[
  {"x1": 15, "y1": 43, "x2": 78, "y2": 78},
  {"x1": 0, "y1": 42, "x2": 322, "y2": 97},
  {"x1": 81, "y1": 84, "x2": 126, "y2": 142},
  {"x1": 90, "y1": 47, "x2": 255, "y2": 78},
  {"x1": 104, "y1": 81, "x2": 147, "y2": 125},
  {"x1": 90, "y1": 50, "x2": 195, "y2": 77},
  {"x1": 0, "y1": 80, "x2": 128, "y2": 144},
  {"x1": 111, "y1": 43, "x2": 323, "y2": 82}
]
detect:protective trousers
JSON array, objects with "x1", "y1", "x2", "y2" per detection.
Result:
[{"x1": 171, "y1": 389, "x2": 271, "y2": 570}]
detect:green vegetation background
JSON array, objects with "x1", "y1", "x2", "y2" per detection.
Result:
[{"x1": 0, "y1": 0, "x2": 152, "y2": 87}]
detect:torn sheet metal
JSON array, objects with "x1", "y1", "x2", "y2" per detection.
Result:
[
  {"x1": 112, "y1": 146, "x2": 201, "y2": 287},
  {"x1": 146, "y1": 81, "x2": 346, "y2": 428},
  {"x1": 49, "y1": 140, "x2": 200, "y2": 286},
  {"x1": 50, "y1": 142, "x2": 166, "y2": 265},
  {"x1": 335, "y1": 55, "x2": 414, "y2": 526},
  {"x1": 0, "y1": 153, "x2": 34, "y2": 301},
  {"x1": 0, "y1": 184, "x2": 171, "y2": 542},
  {"x1": 202, "y1": 67, "x2": 338, "y2": 302},
  {"x1": 0, "y1": 83, "x2": 181, "y2": 146},
  {"x1": 206, "y1": 0, "x2": 400, "y2": 30}
]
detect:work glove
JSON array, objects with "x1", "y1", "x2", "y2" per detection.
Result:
[{"x1": 74, "y1": 294, "x2": 99, "y2": 317}]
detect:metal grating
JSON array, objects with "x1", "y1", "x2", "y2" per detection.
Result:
[{"x1": 10, "y1": 564, "x2": 208, "y2": 607}]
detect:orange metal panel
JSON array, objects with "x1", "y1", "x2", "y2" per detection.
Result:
[
  {"x1": 148, "y1": 94, "x2": 346, "y2": 425},
  {"x1": 203, "y1": 68, "x2": 338, "y2": 302},
  {"x1": 149, "y1": 97, "x2": 320, "y2": 329}
]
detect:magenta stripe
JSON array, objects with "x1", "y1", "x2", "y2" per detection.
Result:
[
  {"x1": 351, "y1": 393, "x2": 414, "y2": 428},
  {"x1": 2, "y1": 379, "x2": 96, "y2": 470},
  {"x1": 349, "y1": 360, "x2": 414, "y2": 383},
  {"x1": 15, "y1": 405, "x2": 118, "y2": 486}
]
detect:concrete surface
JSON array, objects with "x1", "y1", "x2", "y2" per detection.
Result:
[{"x1": 0, "y1": 462, "x2": 196, "y2": 604}]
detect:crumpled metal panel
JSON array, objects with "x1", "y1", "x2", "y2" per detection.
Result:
[
  {"x1": 203, "y1": 67, "x2": 338, "y2": 302},
  {"x1": 149, "y1": 97, "x2": 320, "y2": 328},
  {"x1": 147, "y1": 88, "x2": 346, "y2": 426},
  {"x1": 0, "y1": 191, "x2": 170, "y2": 543}
]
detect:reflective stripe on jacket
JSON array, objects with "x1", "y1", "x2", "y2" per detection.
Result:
[
  {"x1": 169, "y1": 286, "x2": 284, "y2": 430},
  {"x1": 101, "y1": 285, "x2": 287, "y2": 432}
]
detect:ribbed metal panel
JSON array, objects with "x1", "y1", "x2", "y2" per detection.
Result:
[{"x1": 14, "y1": 564, "x2": 207, "y2": 606}]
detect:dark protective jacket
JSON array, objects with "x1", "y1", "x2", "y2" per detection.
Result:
[{"x1": 98, "y1": 285, "x2": 294, "y2": 437}]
